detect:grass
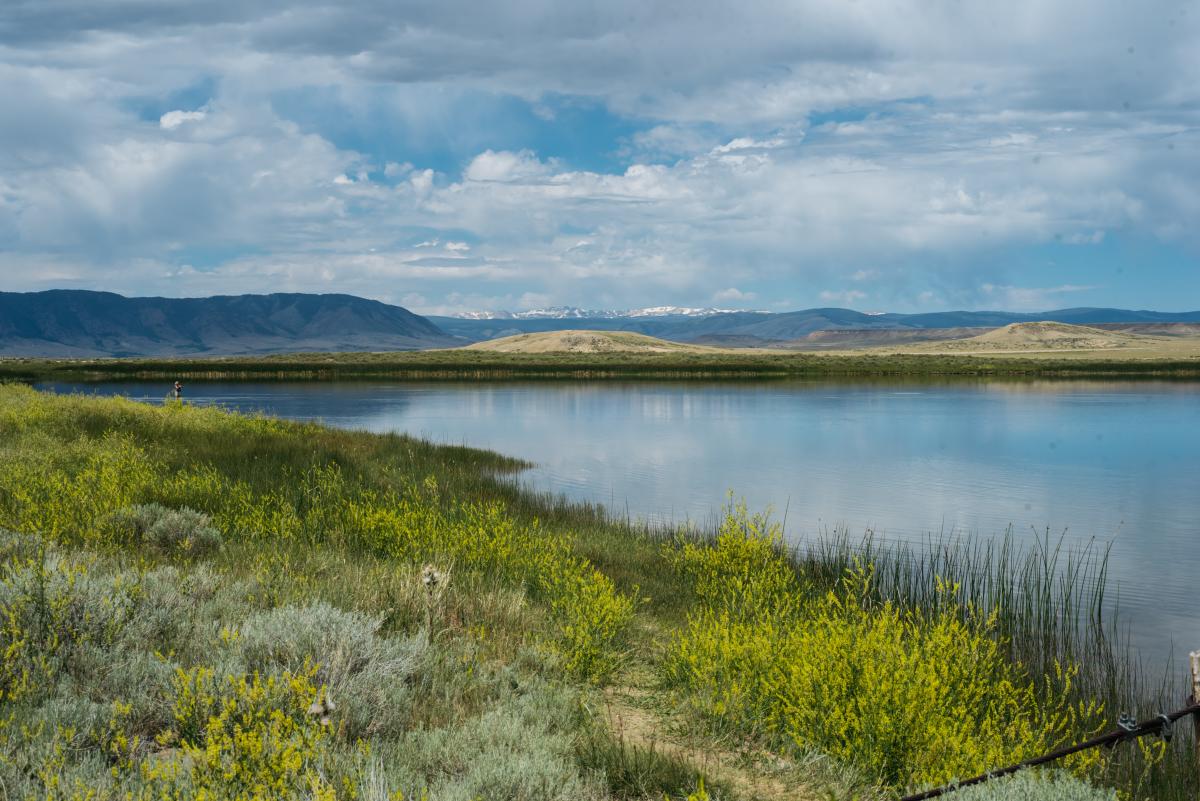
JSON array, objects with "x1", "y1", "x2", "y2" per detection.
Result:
[
  {"x1": 0, "y1": 384, "x2": 1192, "y2": 801},
  {"x1": 3, "y1": 346, "x2": 1200, "y2": 384},
  {"x1": 792, "y1": 528, "x2": 1198, "y2": 799}
]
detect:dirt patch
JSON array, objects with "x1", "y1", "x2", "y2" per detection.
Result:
[{"x1": 600, "y1": 681, "x2": 818, "y2": 801}]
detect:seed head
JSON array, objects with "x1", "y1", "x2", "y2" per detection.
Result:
[
  {"x1": 422, "y1": 564, "x2": 443, "y2": 590},
  {"x1": 307, "y1": 691, "x2": 335, "y2": 726}
]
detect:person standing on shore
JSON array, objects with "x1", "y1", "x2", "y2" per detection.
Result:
[{"x1": 173, "y1": 381, "x2": 183, "y2": 400}]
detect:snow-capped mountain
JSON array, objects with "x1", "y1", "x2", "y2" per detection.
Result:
[{"x1": 455, "y1": 306, "x2": 756, "y2": 320}]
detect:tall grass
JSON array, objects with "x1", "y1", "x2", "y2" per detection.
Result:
[
  {"x1": 798, "y1": 527, "x2": 1113, "y2": 685},
  {"x1": 790, "y1": 526, "x2": 1197, "y2": 800}
]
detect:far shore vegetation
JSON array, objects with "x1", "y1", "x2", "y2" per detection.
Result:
[
  {"x1": 0, "y1": 384, "x2": 1195, "y2": 800},
  {"x1": 3, "y1": 345, "x2": 1200, "y2": 385}
]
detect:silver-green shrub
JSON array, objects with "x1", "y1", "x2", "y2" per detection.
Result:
[
  {"x1": 231, "y1": 601, "x2": 425, "y2": 739},
  {"x1": 104, "y1": 503, "x2": 221, "y2": 555},
  {"x1": 952, "y1": 770, "x2": 1117, "y2": 801},
  {"x1": 366, "y1": 680, "x2": 604, "y2": 801}
]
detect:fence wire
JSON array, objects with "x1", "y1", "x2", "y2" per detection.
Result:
[{"x1": 899, "y1": 701, "x2": 1200, "y2": 801}]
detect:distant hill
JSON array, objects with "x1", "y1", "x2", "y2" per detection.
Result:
[
  {"x1": 969, "y1": 322, "x2": 1150, "y2": 348},
  {"x1": 463, "y1": 330, "x2": 721, "y2": 354},
  {"x1": 900, "y1": 322, "x2": 1176, "y2": 353},
  {"x1": 1098, "y1": 322, "x2": 1200, "y2": 337},
  {"x1": 431, "y1": 307, "x2": 1200, "y2": 345},
  {"x1": 780, "y1": 327, "x2": 993, "y2": 350},
  {"x1": 0, "y1": 291, "x2": 457, "y2": 357}
]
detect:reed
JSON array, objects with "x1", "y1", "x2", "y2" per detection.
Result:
[{"x1": 791, "y1": 527, "x2": 1198, "y2": 801}]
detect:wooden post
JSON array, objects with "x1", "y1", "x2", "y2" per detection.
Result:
[{"x1": 1191, "y1": 650, "x2": 1200, "y2": 761}]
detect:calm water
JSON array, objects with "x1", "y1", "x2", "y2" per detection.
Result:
[{"x1": 42, "y1": 379, "x2": 1200, "y2": 670}]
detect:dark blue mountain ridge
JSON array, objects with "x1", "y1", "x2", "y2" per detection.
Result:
[{"x1": 0, "y1": 290, "x2": 457, "y2": 357}]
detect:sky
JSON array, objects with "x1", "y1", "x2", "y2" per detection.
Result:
[{"x1": 0, "y1": 1, "x2": 1198, "y2": 315}]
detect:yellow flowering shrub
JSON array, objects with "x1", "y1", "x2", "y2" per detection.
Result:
[
  {"x1": 664, "y1": 508, "x2": 1104, "y2": 791},
  {"x1": 0, "y1": 433, "x2": 158, "y2": 546},
  {"x1": 140, "y1": 665, "x2": 334, "y2": 801},
  {"x1": 0, "y1": 552, "x2": 90, "y2": 704}
]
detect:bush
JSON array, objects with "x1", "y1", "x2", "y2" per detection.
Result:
[
  {"x1": 0, "y1": 542, "x2": 254, "y2": 721},
  {"x1": 104, "y1": 503, "x2": 222, "y2": 555},
  {"x1": 139, "y1": 664, "x2": 335, "y2": 800},
  {"x1": 232, "y1": 601, "x2": 425, "y2": 739},
  {"x1": 663, "y1": 508, "x2": 1104, "y2": 791},
  {"x1": 953, "y1": 769, "x2": 1116, "y2": 800},
  {"x1": 0, "y1": 547, "x2": 94, "y2": 704},
  {"x1": 373, "y1": 680, "x2": 605, "y2": 801},
  {"x1": 0, "y1": 715, "x2": 117, "y2": 801}
]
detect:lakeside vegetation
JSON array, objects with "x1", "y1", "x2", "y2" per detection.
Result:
[
  {"x1": 0, "y1": 384, "x2": 1194, "y2": 800},
  {"x1": 3, "y1": 346, "x2": 1200, "y2": 385}
]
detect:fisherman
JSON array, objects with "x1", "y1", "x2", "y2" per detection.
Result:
[{"x1": 173, "y1": 381, "x2": 183, "y2": 400}]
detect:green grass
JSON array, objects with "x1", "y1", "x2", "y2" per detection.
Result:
[
  {"x1": 792, "y1": 528, "x2": 1198, "y2": 800},
  {"x1": 4, "y1": 347, "x2": 1200, "y2": 384},
  {"x1": 0, "y1": 384, "x2": 1189, "y2": 801}
]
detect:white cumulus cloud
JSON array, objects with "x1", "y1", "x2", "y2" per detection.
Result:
[{"x1": 159, "y1": 109, "x2": 207, "y2": 130}]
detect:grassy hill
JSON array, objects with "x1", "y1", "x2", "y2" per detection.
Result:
[
  {"x1": 895, "y1": 321, "x2": 1180, "y2": 353},
  {"x1": 463, "y1": 330, "x2": 722, "y2": 354}
]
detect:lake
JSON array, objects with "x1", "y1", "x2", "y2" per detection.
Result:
[{"x1": 41, "y1": 379, "x2": 1200, "y2": 672}]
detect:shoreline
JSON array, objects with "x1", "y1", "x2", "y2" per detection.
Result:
[{"x1": 5, "y1": 349, "x2": 1200, "y2": 383}]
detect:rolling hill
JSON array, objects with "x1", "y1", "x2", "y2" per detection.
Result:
[
  {"x1": 430, "y1": 307, "x2": 1200, "y2": 345},
  {"x1": 897, "y1": 322, "x2": 1179, "y2": 353},
  {"x1": 0, "y1": 291, "x2": 457, "y2": 357},
  {"x1": 462, "y1": 330, "x2": 722, "y2": 354}
]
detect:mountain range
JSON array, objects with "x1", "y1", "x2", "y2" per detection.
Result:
[
  {"x1": 428, "y1": 306, "x2": 1200, "y2": 346},
  {"x1": 454, "y1": 306, "x2": 752, "y2": 320},
  {"x1": 0, "y1": 291, "x2": 457, "y2": 357},
  {"x1": 2, "y1": 290, "x2": 1200, "y2": 357}
]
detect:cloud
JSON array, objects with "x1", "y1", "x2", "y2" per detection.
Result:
[
  {"x1": 710, "y1": 136, "x2": 787, "y2": 155},
  {"x1": 159, "y1": 109, "x2": 207, "y2": 130},
  {"x1": 464, "y1": 150, "x2": 552, "y2": 182},
  {"x1": 0, "y1": 0, "x2": 1196, "y2": 311},
  {"x1": 713, "y1": 287, "x2": 756, "y2": 303}
]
